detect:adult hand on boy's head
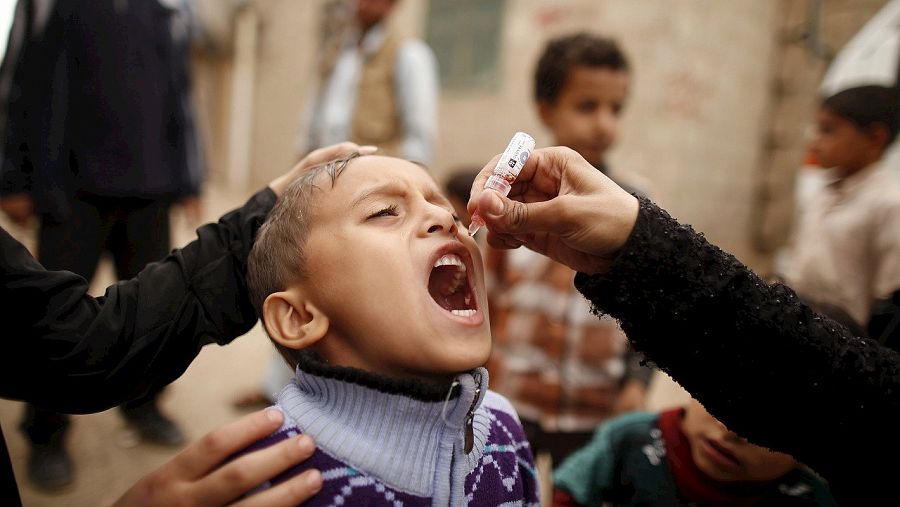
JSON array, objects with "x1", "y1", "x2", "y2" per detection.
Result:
[
  {"x1": 113, "y1": 409, "x2": 322, "y2": 507},
  {"x1": 269, "y1": 142, "x2": 378, "y2": 197},
  {"x1": 468, "y1": 146, "x2": 639, "y2": 274}
]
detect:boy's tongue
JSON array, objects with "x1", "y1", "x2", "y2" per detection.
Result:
[{"x1": 428, "y1": 254, "x2": 475, "y2": 315}]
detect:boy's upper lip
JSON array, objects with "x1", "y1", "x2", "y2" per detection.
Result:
[{"x1": 425, "y1": 241, "x2": 479, "y2": 309}]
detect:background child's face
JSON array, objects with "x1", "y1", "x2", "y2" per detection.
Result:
[
  {"x1": 682, "y1": 400, "x2": 797, "y2": 483},
  {"x1": 809, "y1": 106, "x2": 881, "y2": 174},
  {"x1": 301, "y1": 156, "x2": 491, "y2": 381},
  {"x1": 538, "y1": 65, "x2": 629, "y2": 166}
]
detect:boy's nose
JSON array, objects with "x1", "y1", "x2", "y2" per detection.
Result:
[
  {"x1": 595, "y1": 109, "x2": 617, "y2": 134},
  {"x1": 424, "y1": 207, "x2": 458, "y2": 237}
]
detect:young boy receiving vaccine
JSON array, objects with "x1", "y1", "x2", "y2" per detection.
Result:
[{"x1": 242, "y1": 154, "x2": 539, "y2": 506}]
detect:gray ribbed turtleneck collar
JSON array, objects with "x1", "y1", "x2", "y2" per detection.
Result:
[{"x1": 276, "y1": 365, "x2": 490, "y2": 498}]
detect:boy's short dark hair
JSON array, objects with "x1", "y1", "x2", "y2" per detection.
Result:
[
  {"x1": 247, "y1": 154, "x2": 359, "y2": 368},
  {"x1": 822, "y1": 85, "x2": 899, "y2": 145},
  {"x1": 534, "y1": 32, "x2": 629, "y2": 104},
  {"x1": 444, "y1": 168, "x2": 479, "y2": 204}
]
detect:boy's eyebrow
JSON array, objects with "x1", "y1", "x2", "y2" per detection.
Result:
[
  {"x1": 350, "y1": 182, "x2": 405, "y2": 208},
  {"x1": 350, "y1": 182, "x2": 453, "y2": 210}
]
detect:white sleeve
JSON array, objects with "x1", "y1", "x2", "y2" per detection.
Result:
[{"x1": 394, "y1": 38, "x2": 438, "y2": 164}]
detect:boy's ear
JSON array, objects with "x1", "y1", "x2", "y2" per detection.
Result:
[
  {"x1": 537, "y1": 99, "x2": 555, "y2": 126},
  {"x1": 866, "y1": 122, "x2": 891, "y2": 151},
  {"x1": 262, "y1": 289, "x2": 329, "y2": 350}
]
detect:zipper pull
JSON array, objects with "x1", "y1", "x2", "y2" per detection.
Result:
[
  {"x1": 463, "y1": 372, "x2": 482, "y2": 454},
  {"x1": 464, "y1": 412, "x2": 475, "y2": 454}
]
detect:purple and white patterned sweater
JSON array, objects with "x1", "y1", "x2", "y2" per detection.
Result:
[{"x1": 238, "y1": 365, "x2": 540, "y2": 506}]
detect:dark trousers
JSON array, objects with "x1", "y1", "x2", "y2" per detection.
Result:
[{"x1": 21, "y1": 195, "x2": 171, "y2": 445}]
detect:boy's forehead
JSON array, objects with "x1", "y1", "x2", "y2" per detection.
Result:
[
  {"x1": 338, "y1": 156, "x2": 435, "y2": 190},
  {"x1": 312, "y1": 156, "x2": 441, "y2": 205}
]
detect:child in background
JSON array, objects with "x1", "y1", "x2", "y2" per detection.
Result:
[
  {"x1": 552, "y1": 398, "x2": 838, "y2": 506},
  {"x1": 486, "y1": 32, "x2": 652, "y2": 467},
  {"x1": 443, "y1": 168, "x2": 481, "y2": 227},
  {"x1": 241, "y1": 154, "x2": 539, "y2": 505},
  {"x1": 787, "y1": 85, "x2": 900, "y2": 326}
]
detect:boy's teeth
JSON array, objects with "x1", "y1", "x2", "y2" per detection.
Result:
[
  {"x1": 434, "y1": 253, "x2": 465, "y2": 270},
  {"x1": 443, "y1": 271, "x2": 465, "y2": 296},
  {"x1": 450, "y1": 309, "x2": 477, "y2": 317}
]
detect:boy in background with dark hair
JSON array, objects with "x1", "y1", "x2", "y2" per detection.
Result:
[
  {"x1": 787, "y1": 85, "x2": 900, "y2": 327},
  {"x1": 486, "y1": 32, "x2": 652, "y2": 472},
  {"x1": 551, "y1": 301, "x2": 860, "y2": 506},
  {"x1": 552, "y1": 397, "x2": 837, "y2": 506},
  {"x1": 444, "y1": 168, "x2": 480, "y2": 227}
]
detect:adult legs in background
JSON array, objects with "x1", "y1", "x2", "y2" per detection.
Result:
[
  {"x1": 108, "y1": 197, "x2": 185, "y2": 447},
  {"x1": 20, "y1": 196, "x2": 184, "y2": 491},
  {"x1": 20, "y1": 196, "x2": 107, "y2": 490}
]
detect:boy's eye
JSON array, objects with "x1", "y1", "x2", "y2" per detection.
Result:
[
  {"x1": 367, "y1": 204, "x2": 399, "y2": 219},
  {"x1": 576, "y1": 101, "x2": 598, "y2": 113}
]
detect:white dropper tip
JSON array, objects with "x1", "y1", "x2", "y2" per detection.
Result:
[{"x1": 468, "y1": 215, "x2": 485, "y2": 236}]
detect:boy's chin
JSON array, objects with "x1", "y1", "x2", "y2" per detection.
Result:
[{"x1": 430, "y1": 355, "x2": 490, "y2": 381}]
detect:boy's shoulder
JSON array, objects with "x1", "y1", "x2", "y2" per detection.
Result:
[
  {"x1": 478, "y1": 389, "x2": 532, "y2": 447},
  {"x1": 554, "y1": 411, "x2": 665, "y2": 481},
  {"x1": 477, "y1": 390, "x2": 530, "y2": 448},
  {"x1": 775, "y1": 467, "x2": 840, "y2": 506},
  {"x1": 468, "y1": 390, "x2": 541, "y2": 506},
  {"x1": 554, "y1": 412, "x2": 676, "y2": 506},
  {"x1": 235, "y1": 408, "x2": 435, "y2": 506},
  {"x1": 481, "y1": 389, "x2": 519, "y2": 420},
  {"x1": 599, "y1": 410, "x2": 661, "y2": 439}
]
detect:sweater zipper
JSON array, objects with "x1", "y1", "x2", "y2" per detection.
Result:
[{"x1": 463, "y1": 371, "x2": 482, "y2": 454}]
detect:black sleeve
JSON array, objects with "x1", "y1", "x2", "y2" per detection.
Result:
[
  {"x1": 573, "y1": 197, "x2": 900, "y2": 502},
  {"x1": 0, "y1": 187, "x2": 276, "y2": 414},
  {"x1": 868, "y1": 288, "x2": 899, "y2": 351}
]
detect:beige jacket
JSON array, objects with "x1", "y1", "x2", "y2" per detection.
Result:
[{"x1": 788, "y1": 162, "x2": 900, "y2": 324}]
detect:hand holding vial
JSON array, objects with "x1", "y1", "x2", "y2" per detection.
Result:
[{"x1": 467, "y1": 146, "x2": 639, "y2": 275}]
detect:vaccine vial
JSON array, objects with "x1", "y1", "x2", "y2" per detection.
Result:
[{"x1": 468, "y1": 132, "x2": 535, "y2": 236}]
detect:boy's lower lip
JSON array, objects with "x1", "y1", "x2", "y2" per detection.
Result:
[
  {"x1": 429, "y1": 298, "x2": 484, "y2": 327},
  {"x1": 699, "y1": 439, "x2": 742, "y2": 472}
]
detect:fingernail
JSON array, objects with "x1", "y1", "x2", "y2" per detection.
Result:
[
  {"x1": 306, "y1": 469, "x2": 323, "y2": 490},
  {"x1": 486, "y1": 192, "x2": 504, "y2": 216},
  {"x1": 358, "y1": 145, "x2": 378, "y2": 154},
  {"x1": 265, "y1": 409, "x2": 283, "y2": 423},
  {"x1": 297, "y1": 434, "x2": 315, "y2": 452}
]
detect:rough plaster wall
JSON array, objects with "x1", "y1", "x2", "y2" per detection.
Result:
[
  {"x1": 247, "y1": 0, "x2": 320, "y2": 185},
  {"x1": 601, "y1": 1, "x2": 779, "y2": 267}
]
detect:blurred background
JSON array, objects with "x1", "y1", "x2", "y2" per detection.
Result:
[{"x1": 0, "y1": 0, "x2": 896, "y2": 505}]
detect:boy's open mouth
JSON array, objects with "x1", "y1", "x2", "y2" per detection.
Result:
[{"x1": 427, "y1": 252, "x2": 477, "y2": 317}]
